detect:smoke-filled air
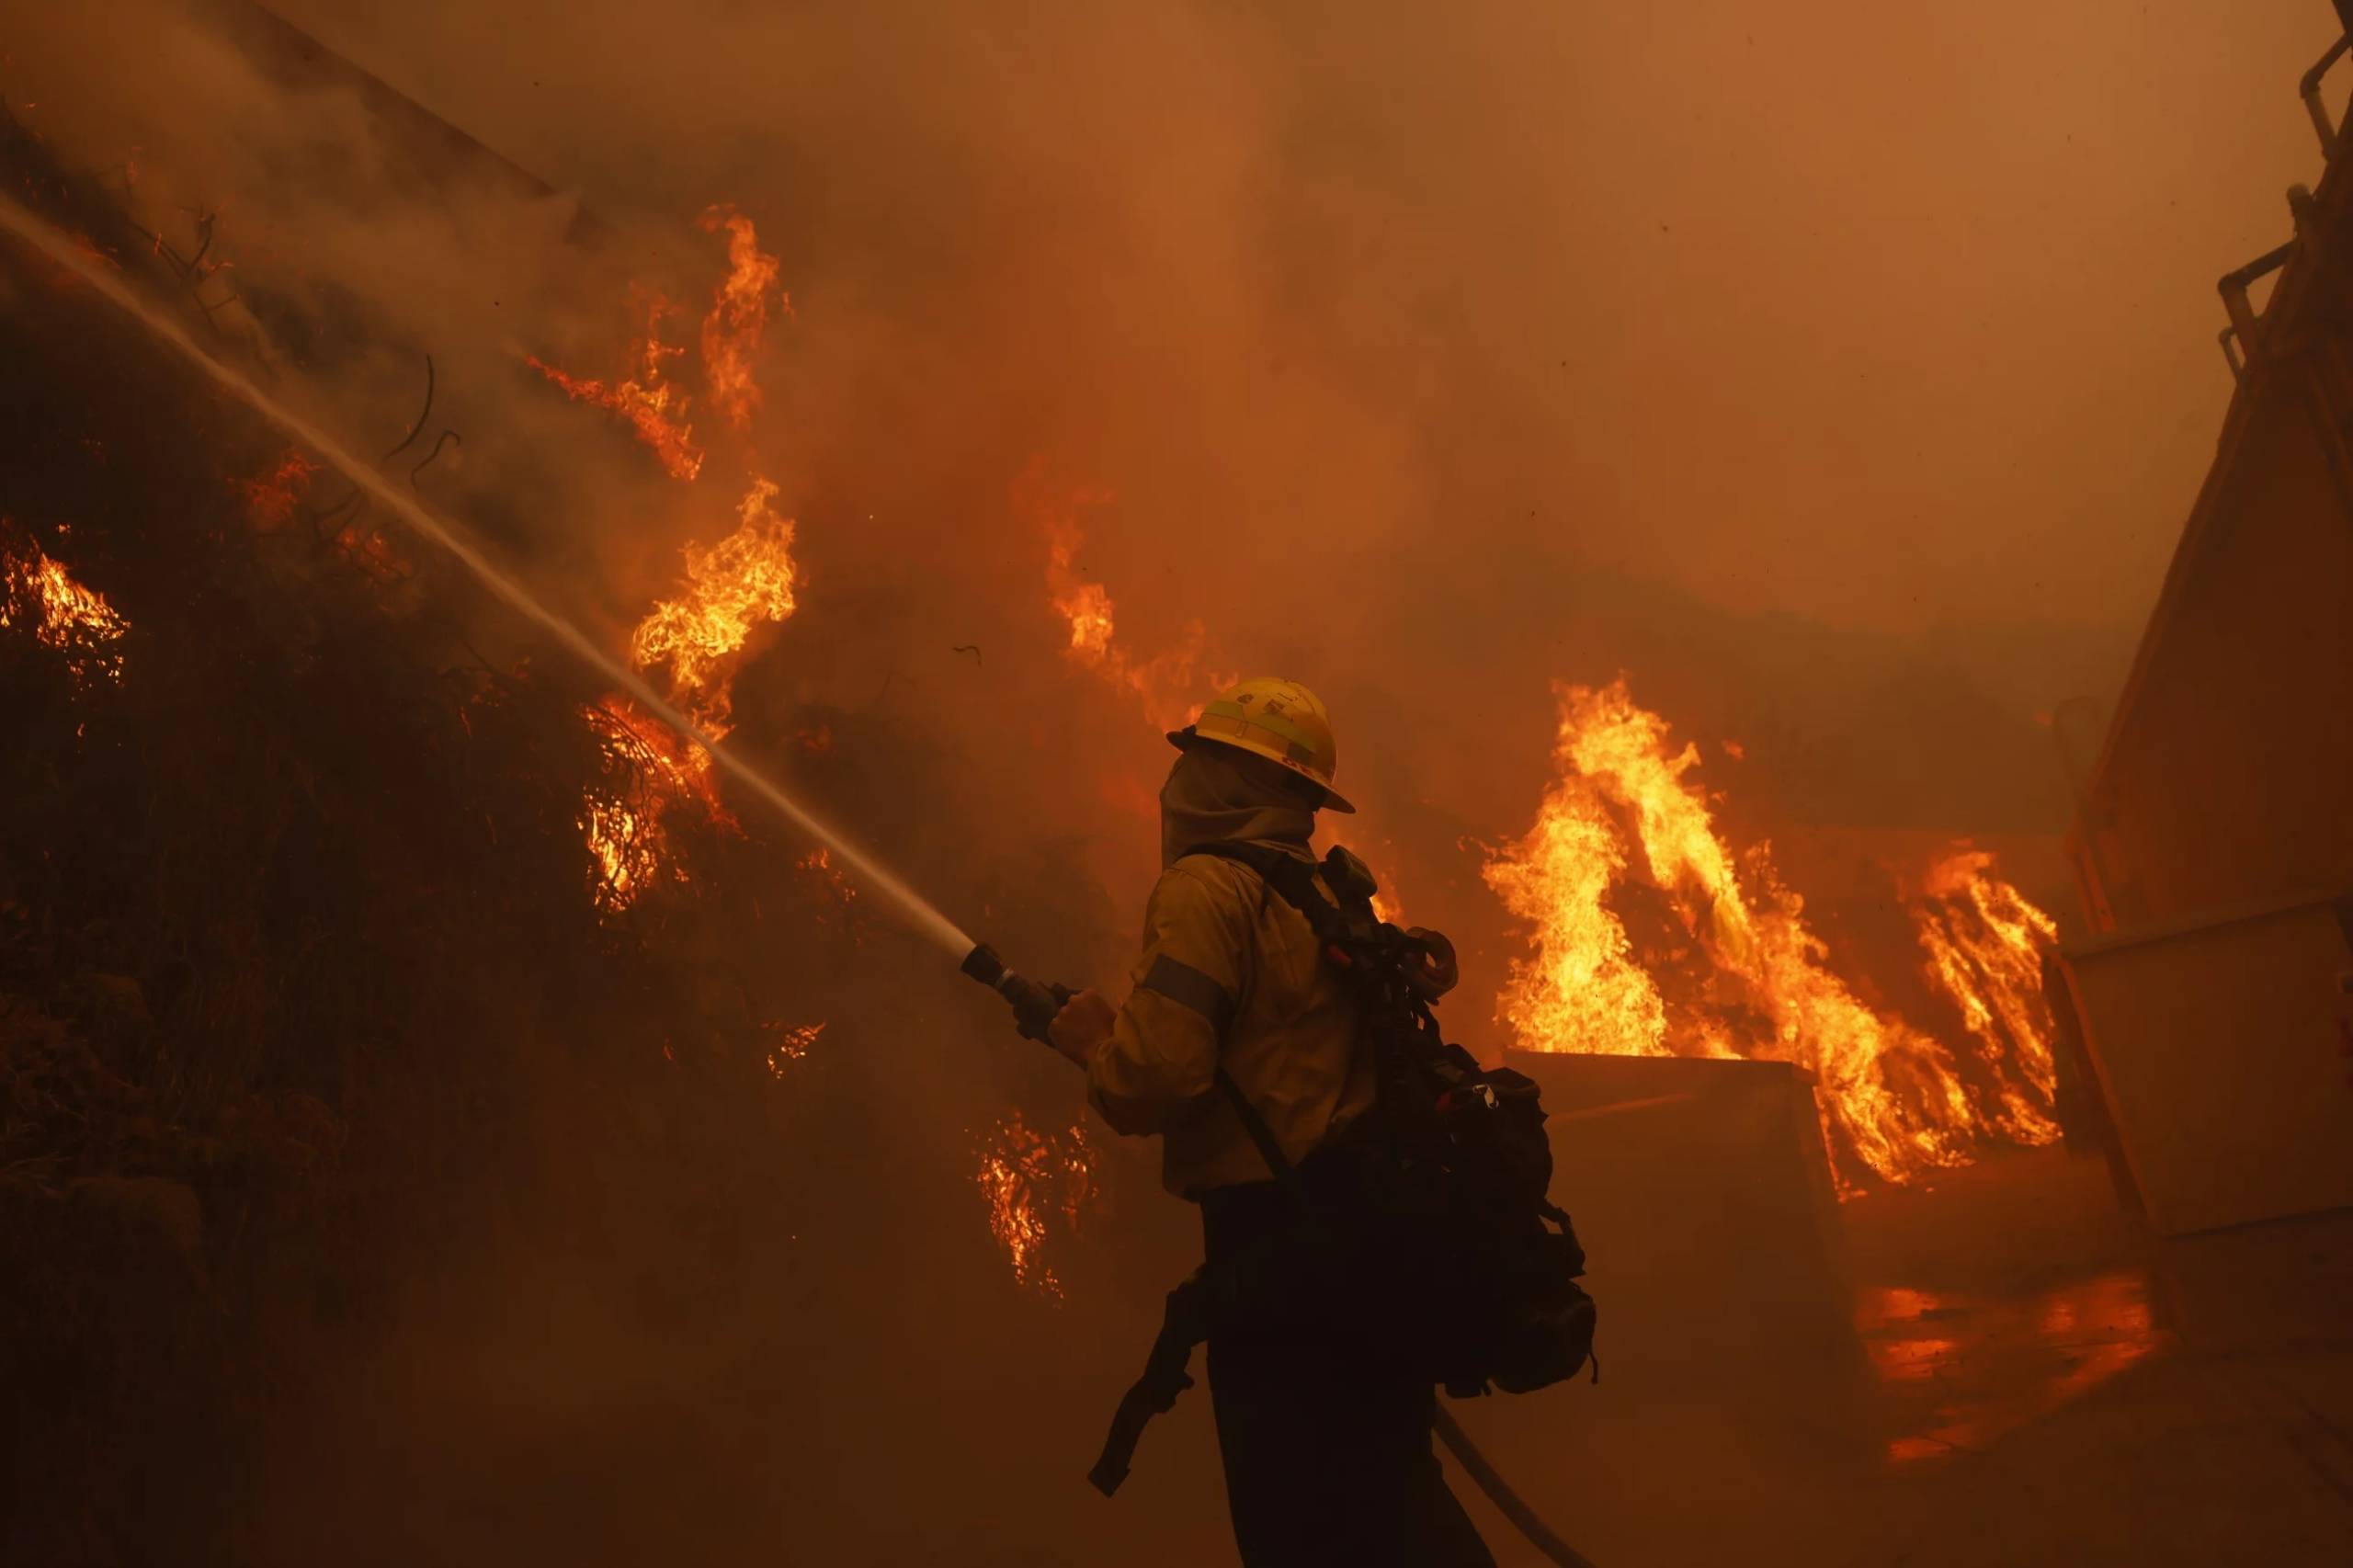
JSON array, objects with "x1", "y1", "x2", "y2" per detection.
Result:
[{"x1": 5, "y1": 2, "x2": 2350, "y2": 1565}]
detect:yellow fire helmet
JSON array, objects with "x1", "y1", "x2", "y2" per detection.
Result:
[{"x1": 1167, "y1": 676, "x2": 1356, "y2": 812}]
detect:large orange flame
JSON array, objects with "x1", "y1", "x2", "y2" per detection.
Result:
[
  {"x1": 628, "y1": 476, "x2": 800, "y2": 739},
  {"x1": 580, "y1": 477, "x2": 802, "y2": 913},
  {"x1": 976, "y1": 1112, "x2": 1098, "y2": 1299},
  {"x1": 527, "y1": 290, "x2": 706, "y2": 482},
  {"x1": 1486, "y1": 678, "x2": 2063, "y2": 1189},
  {"x1": 697, "y1": 205, "x2": 786, "y2": 434},
  {"x1": 2, "y1": 529, "x2": 129, "y2": 686}
]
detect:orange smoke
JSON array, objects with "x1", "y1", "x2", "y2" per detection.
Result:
[
  {"x1": 2, "y1": 529, "x2": 129, "y2": 686},
  {"x1": 975, "y1": 1112, "x2": 1098, "y2": 1299},
  {"x1": 527, "y1": 290, "x2": 706, "y2": 482},
  {"x1": 629, "y1": 476, "x2": 800, "y2": 739},
  {"x1": 697, "y1": 205, "x2": 786, "y2": 434},
  {"x1": 1485, "y1": 678, "x2": 2063, "y2": 1189},
  {"x1": 1024, "y1": 460, "x2": 1211, "y2": 733}
]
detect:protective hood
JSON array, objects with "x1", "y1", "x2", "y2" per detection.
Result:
[{"x1": 1159, "y1": 744, "x2": 1317, "y2": 869}]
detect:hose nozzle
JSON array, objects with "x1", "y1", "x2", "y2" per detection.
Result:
[{"x1": 961, "y1": 942, "x2": 1073, "y2": 1045}]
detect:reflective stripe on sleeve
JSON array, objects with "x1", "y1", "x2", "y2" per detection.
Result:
[{"x1": 1141, "y1": 953, "x2": 1237, "y2": 1032}]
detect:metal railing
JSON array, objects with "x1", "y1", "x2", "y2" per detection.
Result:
[
  {"x1": 2218, "y1": 29, "x2": 2351, "y2": 380},
  {"x1": 2302, "y1": 34, "x2": 2352, "y2": 154}
]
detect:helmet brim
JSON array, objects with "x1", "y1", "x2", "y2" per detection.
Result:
[{"x1": 1165, "y1": 726, "x2": 1356, "y2": 813}]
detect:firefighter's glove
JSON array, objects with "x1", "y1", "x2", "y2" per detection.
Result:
[{"x1": 1048, "y1": 988, "x2": 1116, "y2": 1067}]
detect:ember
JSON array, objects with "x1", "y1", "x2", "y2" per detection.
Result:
[
  {"x1": 799, "y1": 847, "x2": 860, "y2": 927},
  {"x1": 975, "y1": 1113, "x2": 1097, "y2": 1298},
  {"x1": 233, "y1": 448, "x2": 318, "y2": 528},
  {"x1": 766, "y1": 1021, "x2": 825, "y2": 1077},
  {"x1": 1486, "y1": 678, "x2": 2063, "y2": 1189}
]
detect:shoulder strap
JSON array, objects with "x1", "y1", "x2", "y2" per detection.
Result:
[
  {"x1": 1213, "y1": 1069, "x2": 1306, "y2": 1190},
  {"x1": 1176, "y1": 844, "x2": 1331, "y2": 1219},
  {"x1": 1181, "y1": 842, "x2": 1349, "y2": 947}
]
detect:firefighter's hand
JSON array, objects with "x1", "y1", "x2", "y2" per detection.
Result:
[{"x1": 1048, "y1": 989, "x2": 1116, "y2": 1067}]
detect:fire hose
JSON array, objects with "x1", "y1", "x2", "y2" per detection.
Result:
[{"x1": 961, "y1": 943, "x2": 1601, "y2": 1568}]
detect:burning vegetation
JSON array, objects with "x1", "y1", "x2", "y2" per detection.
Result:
[
  {"x1": 527, "y1": 289, "x2": 707, "y2": 482},
  {"x1": 539, "y1": 217, "x2": 801, "y2": 916},
  {"x1": 0, "y1": 108, "x2": 921, "y2": 1562},
  {"x1": 1, "y1": 528, "x2": 129, "y2": 687},
  {"x1": 974, "y1": 1112, "x2": 1099, "y2": 1299},
  {"x1": 1485, "y1": 679, "x2": 2063, "y2": 1191},
  {"x1": 628, "y1": 475, "x2": 801, "y2": 740}
]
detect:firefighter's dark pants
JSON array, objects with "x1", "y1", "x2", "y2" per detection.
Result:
[{"x1": 1199, "y1": 1173, "x2": 1495, "y2": 1568}]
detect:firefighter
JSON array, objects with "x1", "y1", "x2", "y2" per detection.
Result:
[{"x1": 1048, "y1": 676, "x2": 1495, "y2": 1568}]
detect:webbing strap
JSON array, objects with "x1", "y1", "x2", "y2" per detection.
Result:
[
  {"x1": 1212, "y1": 1068, "x2": 1318, "y2": 1227},
  {"x1": 1182, "y1": 841, "x2": 1349, "y2": 948},
  {"x1": 1177, "y1": 844, "x2": 1334, "y2": 1214}
]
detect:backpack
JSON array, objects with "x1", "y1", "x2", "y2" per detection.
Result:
[{"x1": 1088, "y1": 841, "x2": 1595, "y2": 1496}]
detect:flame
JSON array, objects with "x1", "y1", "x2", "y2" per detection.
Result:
[
  {"x1": 2, "y1": 530, "x2": 129, "y2": 685},
  {"x1": 527, "y1": 290, "x2": 706, "y2": 481},
  {"x1": 697, "y1": 206, "x2": 786, "y2": 434},
  {"x1": 1483, "y1": 761, "x2": 1673, "y2": 1062},
  {"x1": 581, "y1": 796, "x2": 657, "y2": 914},
  {"x1": 1024, "y1": 460, "x2": 1211, "y2": 732},
  {"x1": 1348, "y1": 842, "x2": 1407, "y2": 926},
  {"x1": 798, "y1": 847, "x2": 862, "y2": 934},
  {"x1": 1486, "y1": 678, "x2": 2063, "y2": 1189},
  {"x1": 327, "y1": 518, "x2": 408, "y2": 585},
  {"x1": 579, "y1": 695, "x2": 722, "y2": 914},
  {"x1": 579, "y1": 477, "x2": 799, "y2": 910},
  {"x1": 629, "y1": 476, "x2": 799, "y2": 739},
  {"x1": 1912, "y1": 846, "x2": 2063, "y2": 1146},
  {"x1": 975, "y1": 1113, "x2": 1098, "y2": 1298},
  {"x1": 766, "y1": 1021, "x2": 824, "y2": 1078},
  {"x1": 234, "y1": 449, "x2": 318, "y2": 528}
]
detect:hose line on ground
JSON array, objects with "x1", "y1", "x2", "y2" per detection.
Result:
[{"x1": 1433, "y1": 1404, "x2": 1600, "y2": 1568}]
